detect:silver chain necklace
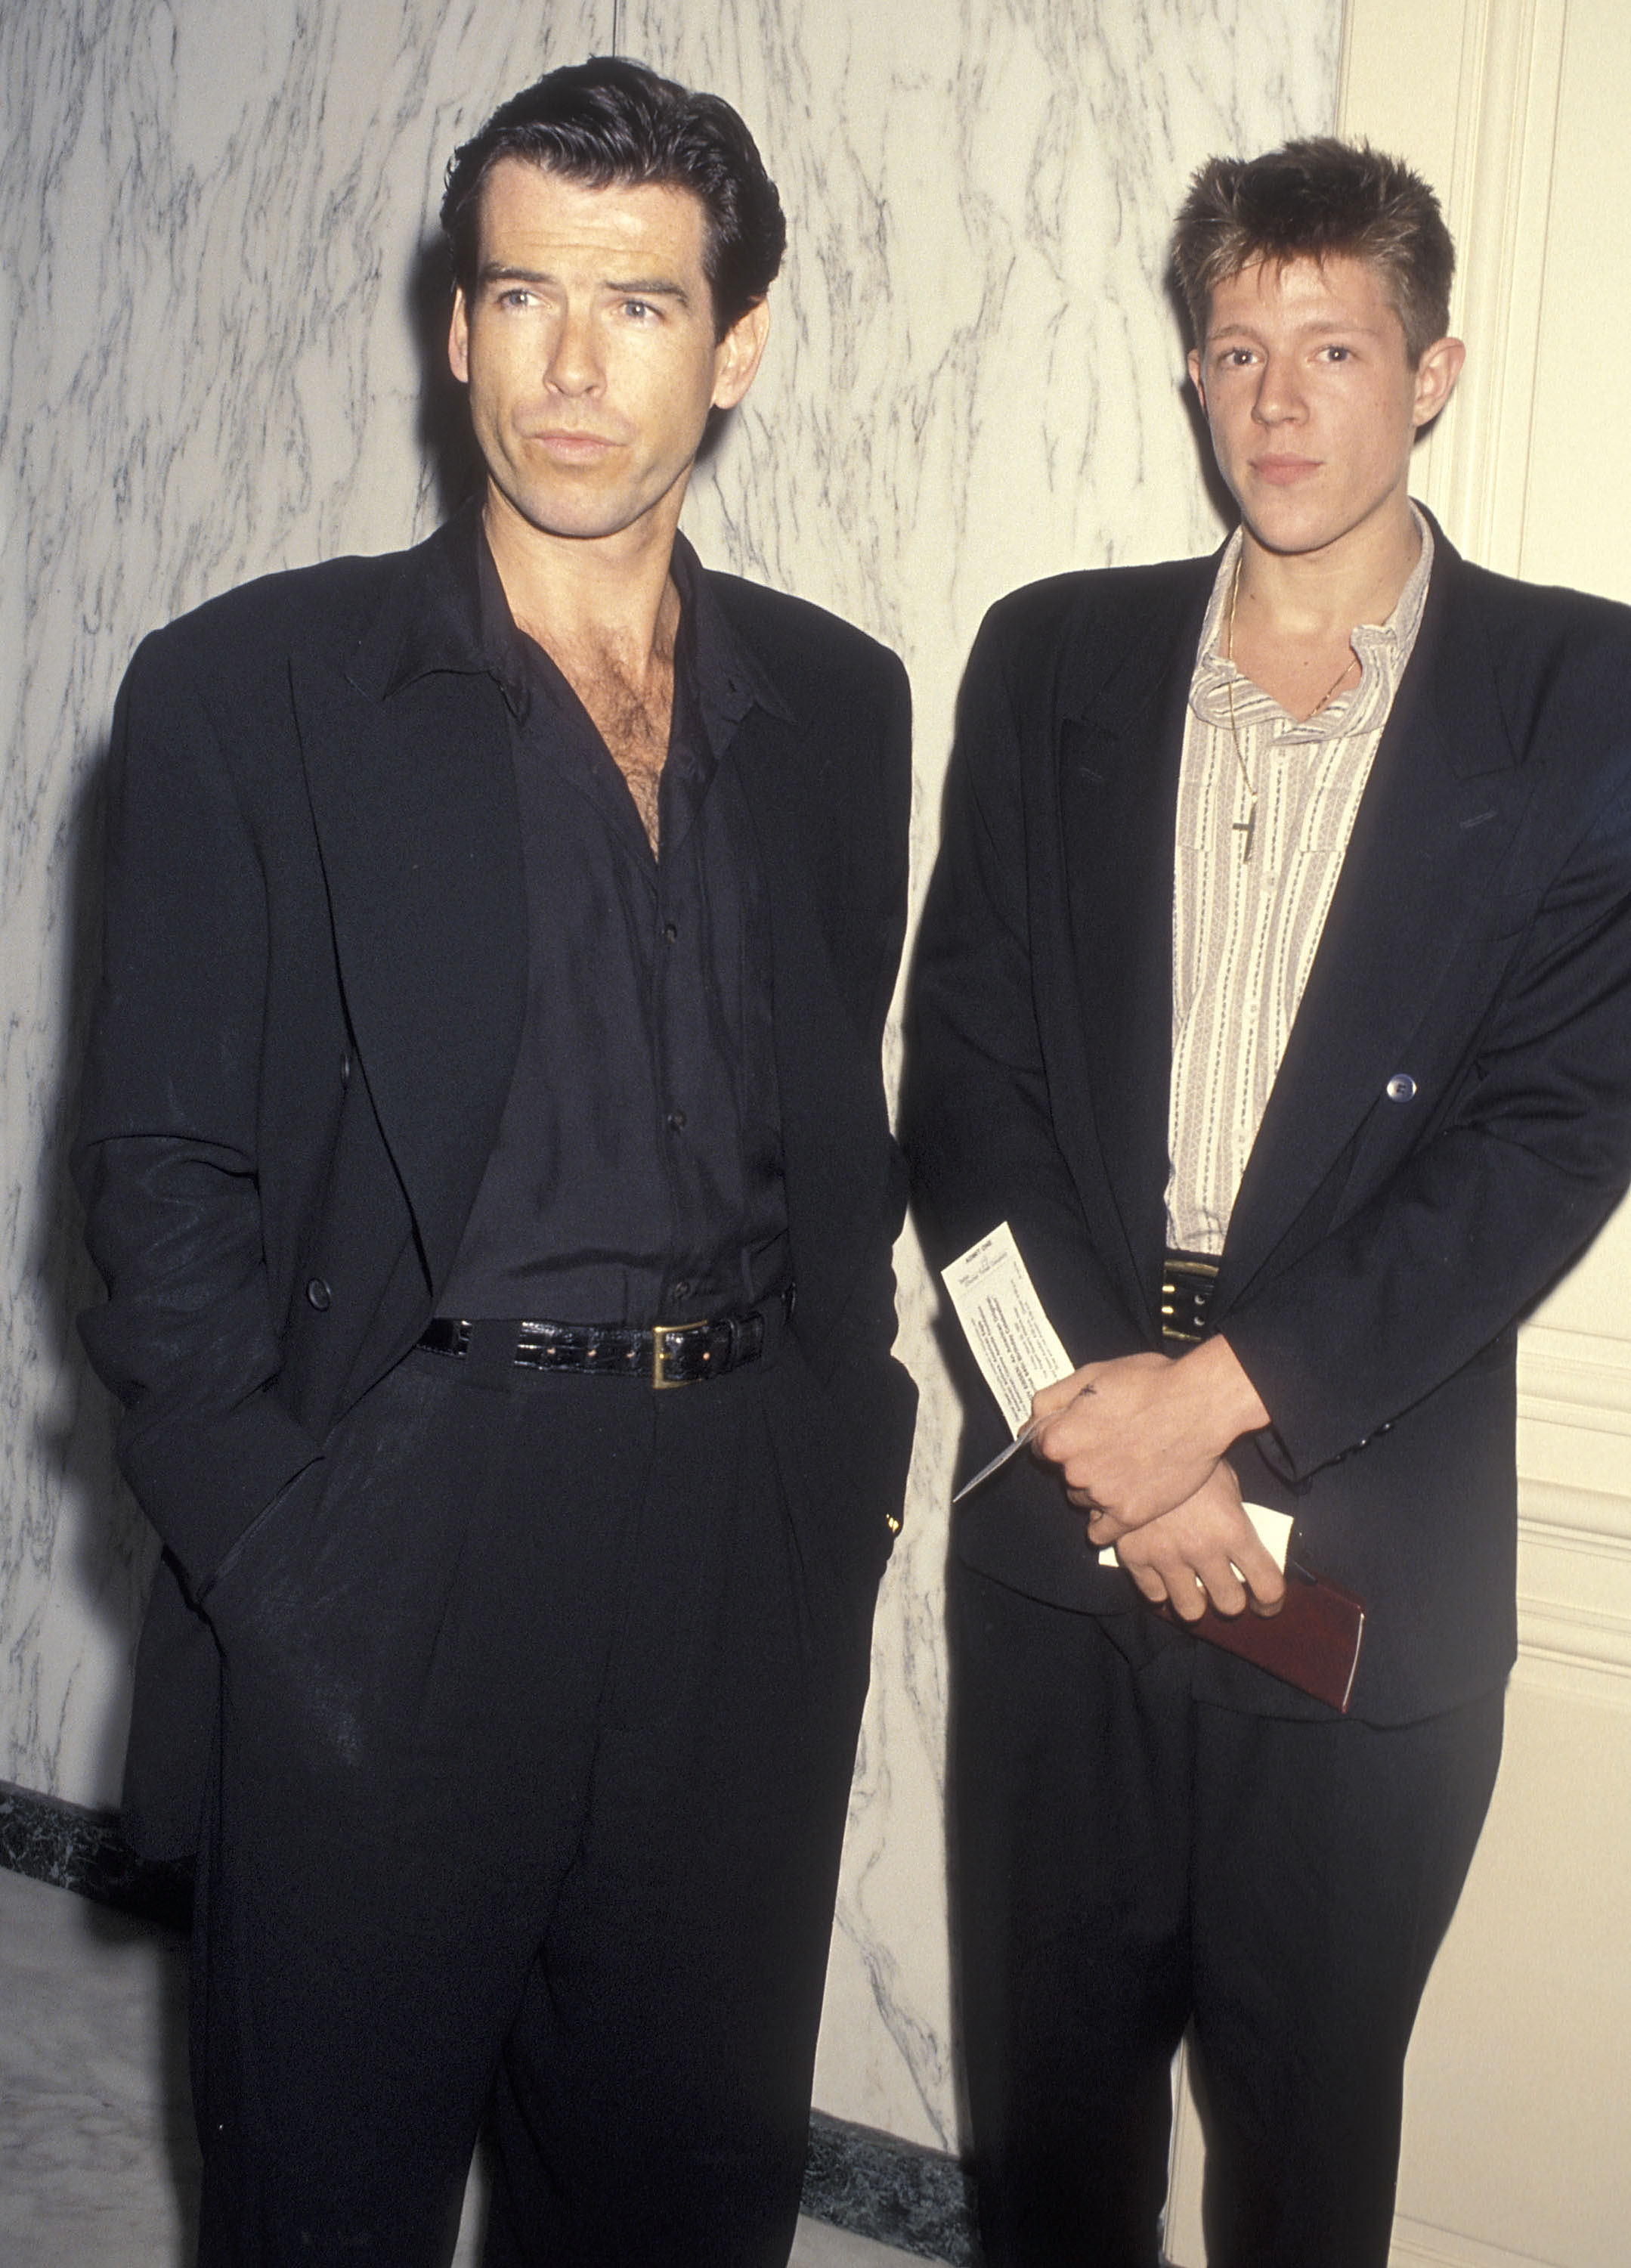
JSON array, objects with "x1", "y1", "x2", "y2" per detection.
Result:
[{"x1": 1223, "y1": 550, "x2": 1359, "y2": 864}]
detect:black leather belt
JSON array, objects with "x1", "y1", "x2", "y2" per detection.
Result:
[
  {"x1": 417, "y1": 1290, "x2": 791, "y2": 1388},
  {"x1": 1159, "y1": 1251, "x2": 1219, "y2": 1345}
]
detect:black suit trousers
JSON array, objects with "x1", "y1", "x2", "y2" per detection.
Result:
[
  {"x1": 190, "y1": 1333, "x2": 885, "y2": 2267},
  {"x1": 951, "y1": 1563, "x2": 1503, "y2": 2268}
]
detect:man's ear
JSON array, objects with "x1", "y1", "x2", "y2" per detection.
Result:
[
  {"x1": 712, "y1": 298, "x2": 771, "y2": 411},
  {"x1": 448, "y1": 287, "x2": 471, "y2": 386},
  {"x1": 1412, "y1": 333, "x2": 1465, "y2": 429},
  {"x1": 1187, "y1": 345, "x2": 1207, "y2": 421}
]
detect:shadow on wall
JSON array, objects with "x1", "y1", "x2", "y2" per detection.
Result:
[
  {"x1": 408, "y1": 232, "x2": 487, "y2": 524},
  {"x1": 1163, "y1": 265, "x2": 1237, "y2": 536},
  {"x1": 32, "y1": 737, "x2": 161, "y2": 1811}
]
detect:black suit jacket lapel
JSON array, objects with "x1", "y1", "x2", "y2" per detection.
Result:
[
  {"x1": 1055, "y1": 563, "x2": 1214, "y2": 1330},
  {"x1": 724, "y1": 655, "x2": 893, "y2": 1356},
  {"x1": 292, "y1": 538, "x2": 528, "y2": 1292},
  {"x1": 1220, "y1": 538, "x2": 1537, "y2": 1299}
]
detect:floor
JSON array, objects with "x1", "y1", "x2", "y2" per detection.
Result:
[{"x1": 0, "y1": 1863, "x2": 928, "y2": 2267}]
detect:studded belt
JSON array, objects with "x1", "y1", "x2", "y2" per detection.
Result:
[
  {"x1": 417, "y1": 1288, "x2": 793, "y2": 1388},
  {"x1": 1159, "y1": 1251, "x2": 1220, "y2": 1346}
]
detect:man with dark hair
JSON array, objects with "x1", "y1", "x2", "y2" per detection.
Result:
[
  {"x1": 440, "y1": 58, "x2": 788, "y2": 336},
  {"x1": 906, "y1": 135, "x2": 1631, "y2": 2266},
  {"x1": 76, "y1": 54, "x2": 915, "y2": 2267}
]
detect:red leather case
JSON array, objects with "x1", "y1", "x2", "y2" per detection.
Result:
[{"x1": 1155, "y1": 1568, "x2": 1366, "y2": 1713}]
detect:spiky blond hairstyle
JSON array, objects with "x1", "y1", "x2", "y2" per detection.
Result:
[{"x1": 1172, "y1": 138, "x2": 1455, "y2": 365}]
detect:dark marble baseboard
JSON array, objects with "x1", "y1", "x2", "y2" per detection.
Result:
[
  {"x1": 1, "y1": 1775, "x2": 977, "y2": 2263},
  {"x1": 0, "y1": 1776, "x2": 193, "y2": 1932},
  {"x1": 803, "y1": 2110, "x2": 978, "y2": 2263}
]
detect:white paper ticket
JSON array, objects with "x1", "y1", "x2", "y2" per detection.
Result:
[
  {"x1": 942, "y1": 1222, "x2": 1074, "y2": 1436},
  {"x1": 942, "y1": 1225, "x2": 1291, "y2": 1572}
]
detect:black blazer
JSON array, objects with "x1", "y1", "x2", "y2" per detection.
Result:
[
  {"x1": 903, "y1": 523, "x2": 1631, "y2": 1722},
  {"x1": 76, "y1": 509, "x2": 917, "y2": 1853}
]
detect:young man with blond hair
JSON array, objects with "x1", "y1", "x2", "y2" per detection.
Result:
[{"x1": 908, "y1": 139, "x2": 1631, "y2": 2266}]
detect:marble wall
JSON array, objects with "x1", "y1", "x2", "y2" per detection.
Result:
[{"x1": 0, "y1": 0, "x2": 1338, "y2": 2147}]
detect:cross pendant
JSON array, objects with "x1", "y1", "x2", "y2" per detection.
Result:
[{"x1": 1233, "y1": 804, "x2": 1256, "y2": 863}]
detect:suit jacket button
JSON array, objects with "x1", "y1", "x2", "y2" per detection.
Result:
[
  {"x1": 1385, "y1": 1074, "x2": 1417, "y2": 1101},
  {"x1": 306, "y1": 1277, "x2": 332, "y2": 1312}
]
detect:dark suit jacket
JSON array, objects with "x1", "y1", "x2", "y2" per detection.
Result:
[
  {"x1": 903, "y1": 522, "x2": 1631, "y2": 1723},
  {"x1": 76, "y1": 507, "x2": 917, "y2": 1855}
]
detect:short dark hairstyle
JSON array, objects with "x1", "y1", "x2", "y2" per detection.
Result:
[
  {"x1": 1172, "y1": 138, "x2": 1455, "y2": 365},
  {"x1": 440, "y1": 57, "x2": 786, "y2": 338}
]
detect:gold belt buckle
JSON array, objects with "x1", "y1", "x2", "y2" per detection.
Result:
[{"x1": 651, "y1": 1320, "x2": 685, "y2": 1389}]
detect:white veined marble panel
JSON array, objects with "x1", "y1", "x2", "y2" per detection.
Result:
[{"x1": 0, "y1": 0, "x2": 1339, "y2": 2149}]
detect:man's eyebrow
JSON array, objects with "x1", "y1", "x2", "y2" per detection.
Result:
[
  {"x1": 605, "y1": 274, "x2": 692, "y2": 303},
  {"x1": 1207, "y1": 315, "x2": 1388, "y2": 343},
  {"x1": 476, "y1": 263, "x2": 552, "y2": 287},
  {"x1": 1295, "y1": 315, "x2": 1389, "y2": 336},
  {"x1": 475, "y1": 262, "x2": 692, "y2": 304}
]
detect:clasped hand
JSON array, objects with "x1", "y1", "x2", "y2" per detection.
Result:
[{"x1": 1029, "y1": 1341, "x2": 1283, "y2": 1622}]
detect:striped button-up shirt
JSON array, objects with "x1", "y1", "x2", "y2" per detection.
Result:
[{"x1": 1164, "y1": 509, "x2": 1434, "y2": 1256}]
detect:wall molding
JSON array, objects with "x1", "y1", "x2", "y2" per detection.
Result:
[
  {"x1": 1517, "y1": 1479, "x2": 1631, "y2": 1552},
  {"x1": 1514, "y1": 1321, "x2": 1631, "y2": 1692},
  {"x1": 1415, "y1": 0, "x2": 1569, "y2": 573},
  {"x1": 1339, "y1": 0, "x2": 1571, "y2": 572},
  {"x1": 1515, "y1": 1599, "x2": 1631, "y2": 1691},
  {"x1": 1519, "y1": 1324, "x2": 1631, "y2": 1433},
  {"x1": 1515, "y1": 1476, "x2": 1631, "y2": 1690}
]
